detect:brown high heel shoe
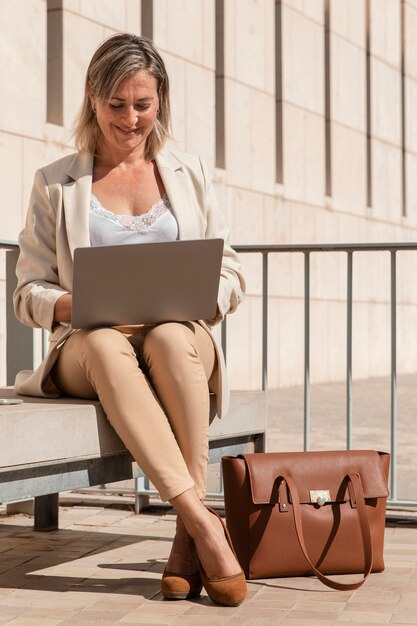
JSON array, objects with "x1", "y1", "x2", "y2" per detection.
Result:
[
  {"x1": 161, "y1": 520, "x2": 202, "y2": 600},
  {"x1": 194, "y1": 507, "x2": 247, "y2": 607},
  {"x1": 161, "y1": 567, "x2": 202, "y2": 600}
]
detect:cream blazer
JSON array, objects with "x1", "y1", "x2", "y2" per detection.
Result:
[{"x1": 13, "y1": 144, "x2": 245, "y2": 417}]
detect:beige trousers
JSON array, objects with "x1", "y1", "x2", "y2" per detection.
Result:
[{"x1": 51, "y1": 322, "x2": 216, "y2": 501}]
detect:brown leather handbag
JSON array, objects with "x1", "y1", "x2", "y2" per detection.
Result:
[{"x1": 222, "y1": 450, "x2": 390, "y2": 590}]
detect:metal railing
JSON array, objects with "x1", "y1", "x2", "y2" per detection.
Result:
[
  {"x1": 3, "y1": 239, "x2": 417, "y2": 507},
  {"x1": 227, "y1": 242, "x2": 417, "y2": 508},
  {"x1": 1, "y1": 241, "x2": 36, "y2": 384}
]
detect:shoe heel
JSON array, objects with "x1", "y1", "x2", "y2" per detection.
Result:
[{"x1": 196, "y1": 508, "x2": 247, "y2": 607}]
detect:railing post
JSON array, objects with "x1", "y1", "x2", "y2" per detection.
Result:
[
  {"x1": 262, "y1": 252, "x2": 268, "y2": 392},
  {"x1": 390, "y1": 250, "x2": 397, "y2": 502},
  {"x1": 221, "y1": 316, "x2": 227, "y2": 363},
  {"x1": 346, "y1": 251, "x2": 353, "y2": 450},
  {"x1": 304, "y1": 252, "x2": 310, "y2": 451},
  {"x1": 6, "y1": 248, "x2": 34, "y2": 385}
]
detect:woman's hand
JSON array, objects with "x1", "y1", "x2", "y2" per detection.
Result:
[{"x1": 53, "y1": 293, "x2": 72, "y2": 323}]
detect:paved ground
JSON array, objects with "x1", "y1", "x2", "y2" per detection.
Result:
[
  {"x1": 1, "y1": 374, "x2": 417, "y2": 625},
  {"x1": 267, "y1": 373, "x2": 417, "y2": 501}
]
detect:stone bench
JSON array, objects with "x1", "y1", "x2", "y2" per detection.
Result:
[{"x1": 0, "y1": 387, "x2": 266, "y2": 530}]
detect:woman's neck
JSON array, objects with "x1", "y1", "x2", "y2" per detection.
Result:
[{"x1": 95, "y1": 142, "x2": 148, "y2": 170}]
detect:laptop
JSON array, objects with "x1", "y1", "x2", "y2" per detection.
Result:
[{"x1": 71, "y1": 238, "x2": 224, "y2": 329}]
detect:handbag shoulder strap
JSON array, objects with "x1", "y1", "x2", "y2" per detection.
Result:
[{"x1": 283, "y1": 473, "x2": 373, "y2": 591}]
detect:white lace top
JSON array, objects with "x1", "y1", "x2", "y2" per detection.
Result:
[{"x1": 89, "y1": 193, "x2": 179, "y2": 246}]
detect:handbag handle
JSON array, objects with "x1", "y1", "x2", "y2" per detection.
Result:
[{"x1": 282, "y1": 473, "x2": 373, "y2": 591}]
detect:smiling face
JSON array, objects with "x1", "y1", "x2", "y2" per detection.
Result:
[{"x1": 90, "y1": 70, "x2": 160, "y2": 160}]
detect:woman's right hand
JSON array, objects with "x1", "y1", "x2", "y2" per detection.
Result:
[{"x1": 53, "y1": 293, "x2": 72, "y2": 323}]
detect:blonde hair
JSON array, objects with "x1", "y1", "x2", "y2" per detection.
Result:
[{"x1": 73, "y1": 34, "x2": 171, "y2": 161}]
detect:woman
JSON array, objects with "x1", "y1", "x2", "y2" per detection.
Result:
[{"x1": 13, "y1": 34, "x2": 246, "y2": 606}]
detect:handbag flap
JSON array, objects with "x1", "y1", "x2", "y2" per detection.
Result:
[{"x1": 241, "y1": 450, "x2": 389, "y2": 505}]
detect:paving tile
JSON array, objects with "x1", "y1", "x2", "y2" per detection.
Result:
[
  {"x1": 390, "y1": 614, "x2": 417, "y2": 625},
  {"x1": 308, "y1": 592, "x2": 354, "y2": 602},
  {"x1": 119, "y1": 603, "x2": 189, "y2": 617},
  {"x1": 183, "y1": 603, "x2": 238, "y2": 616},
  {"x1": 345, "y1": 602, "x2": 399, "y2": 613},
  {"x1": 279, "y1": 613, "x2": 339, "y2": 626},
  {"x1": 116, "y1": 603, "x2": 192, "y2": 624},
  {"x1": 61, "y1": 609, "x2": 133, "y2": 623},
  {"x1": 83, "y1": 599, "x2": 146, "y2": 613},
  {"x1": 117, "y1": 622, "x2": 177, "y2": 626},
  {"x1": 228, "y1": 618, "x2": 285, "y2": 626},
  {"x1": 58, "y1": 614, "x2": 122, "y2": 626},
  {"x1": 243, "y1": 598, "x2": 295, "y2": 609},
  {"x1": 395, "y1": 592, "x2": 417, "y2": 610},
  {"x1": 282, "y1": 608, "x2": 341, "y2": 621},
  {"x1": 251, "y1": 587, "x2": 307, "y2": 600},
  {"x1": 279, "y1": 620, "x2": 341, "y2": 625},
  {"x1": 294, "y1": 598, "x2": 346, "y2": 612},
  {"x1": 337, "y1": 610, "x2": 391, "y2": 623},
  {"x1": 0, "y1": 608, "x2": 30, "y2": 624},
  {"x1": 7, "y1": 607, "x2": 80, "y2": 621},
  {"x1": 171, "y1": 617, "x2": 228, "y2": 625},
  {"x1": 348, "y1": 590, "x2": 401, "y2": 604},
  {"x1": 115, "y1": 615, "x2": 179, "y2": 625},
  {"x1": 233, "y1": 606, "x2": 289, "y2": 618},
  {"x1": 2, "y1": 615, "x2": 62, "y2": 626}
]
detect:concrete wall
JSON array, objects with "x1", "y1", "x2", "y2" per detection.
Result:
[{"x1": 1, "y1": 0, "x2": 417, "y2": 390}]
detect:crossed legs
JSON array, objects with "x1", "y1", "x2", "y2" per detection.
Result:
[
  {"x1": 51, "y1": 322, "x2": 243, "y2": 600},
  {"x1": 52, "y1": 322, "x2": 214, "y2": 500}
]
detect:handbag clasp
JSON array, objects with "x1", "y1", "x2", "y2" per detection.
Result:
[{"x1": 310, "y1": 490, "x2": 331, "y2": 506}]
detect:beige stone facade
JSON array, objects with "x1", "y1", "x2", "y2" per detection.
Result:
[{"x1": 1, "y1": 0, "x2": 417, "y2": 390}]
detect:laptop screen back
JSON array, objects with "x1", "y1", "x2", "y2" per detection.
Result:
[{"x1": 71, "y1": 238, "x2": 223, "y2": 329}]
